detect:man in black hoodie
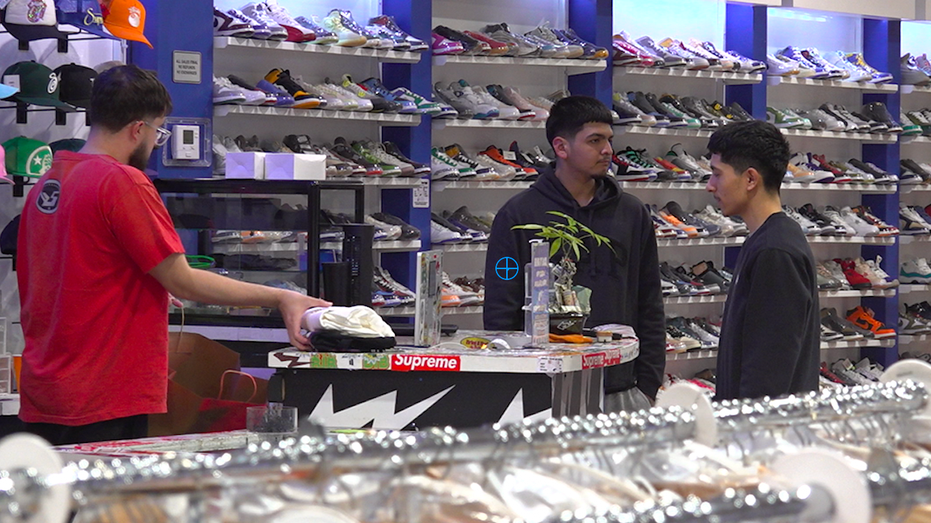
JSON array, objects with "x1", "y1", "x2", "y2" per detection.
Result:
[
  {"x1": 706, "y1": 120, "x2": 819, "y2": 400},
  {"x1": 484, "y1": 96, "x2": 665, "y2": 408}
]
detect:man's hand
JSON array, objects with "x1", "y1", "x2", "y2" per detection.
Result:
[{"x1": 277, "y1": 290, "x2": 331, "y2": 350}]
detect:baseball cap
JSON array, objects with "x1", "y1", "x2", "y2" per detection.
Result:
[
  {"x1": 103, "y1": 0, "x2": 151, "y2": 48},
  {"x1": 55, "y1": 0, "x2": 116, "y2": 40},
  {"x1": 54, "y1": 63, "x2": 96, "y2": 109},
  {"x1": 1, "y1": 61, "x2": 76, "y2": 110},
  {"x1": 2, "y1": 137, "x2": 53, "y2": 178},
  {"x1": 49, "y1": 138, "x2": 85, "y2": 153},
  {"x1": 0, "y1": 0, "x2": 66, "y2": 41},
  {"x1": 0, "y1": 145, "x2": 9, "y2": 184},
  {"x1": 0, "y1": 81, "x2": 18, "y2": 101}
]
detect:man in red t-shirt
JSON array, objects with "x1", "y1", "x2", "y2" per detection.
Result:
[{"x1": 17, "y1": 65, "x2": 330, "y2": 445}]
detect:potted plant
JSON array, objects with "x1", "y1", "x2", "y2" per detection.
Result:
[{"x1": 513, "y1": 211, "x2": 614, "y2": 334}]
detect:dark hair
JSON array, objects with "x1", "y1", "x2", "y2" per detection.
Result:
[
  {"x1": 545, "y1": 95, "x2": 614, "y2": 147},
  {"x1": 707, "y1": 120, "x2": 790, "y2": 193},
  {"x1": 89, "y1": 65, "x2": 172, "y2": 132}
]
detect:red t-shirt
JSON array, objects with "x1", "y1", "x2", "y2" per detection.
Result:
[{"x1": 17, "y1": 152, "x2": 185, "y2": 425}]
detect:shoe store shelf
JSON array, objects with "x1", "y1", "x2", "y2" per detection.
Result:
[
  {"x1": 214, "y1": 105, "x2": 422, "y2": 126},
  {"x1": 819, "y1": 289, "x2": 898, "y2": 299},
  {"x1": 212, "y1": 242, "x2": 303, "y2": 254},
  {"x1": 901, "y1": 236, "x2": 931, "y2": 244},
  {"x1": 213, "y1": 37, "x2": 423, "y2": 63},
  {"x1": 434, "y1": 119, "x2": 546, "y2": 130},
  {"x1": 666, "y1": 350, "x2": 717, "y2": 361},
  {"x1": 656, "y1": 237, "x2": 746, "y2": 248},
  {"x1": 614, "y1": 66, "x2": 763, "y2": 85},
  {"x1": 901, "y1": 334, "x2": 931, "y2": 344},
  {"x1": 434, "y1": 55, "x2": 607, "y2": 76},
  {"x1": 808, "y1": 236, "x2": 896, "y2": 245},
  {"x1": 322, "y1": 240, "x2": 422, "y2": 252},
  {"x1": 898, "y1": 136, "x2": 931, "y2": 145},
  {"x1": 664, "y1": 295, "x2": 727, "y2": 305},
  {"x1": 433, "y1": 180, "x2": 533, "y2": 190},
  {"x1": 821, "y1": 339, "x2": 897, "y2": 349},
  {"x1": 434, "y1": 243, "x2": 488, "y2": 252},
  {"x1": 616, "y1": 181, "x2": 895, "y2": 193},
  {"x1": 900, "y1": 284, "x2": 931, "y2": 294},
  {"x1": 376, "y1": 305, "x2": 485, "y2": 316},
  {"x1": 895, "y1": 85, "x2": 931, "y2": 95},
  {"x1": 360, "y1": 177, "x2": 425, "y2": 187},
  {"x1": 170, "y1": 324, "x2": 289, "y2": 343},
  {"x1": 767, "y1": 76, "x2": 898, "y2": 93},
  {"x1": 616, "y1": 126, "x2": 714, "y2": 139},
  {"x1": 900, "y1": 184, "x2": 931, "y2": 193},
  {"x1": 780, "y1": 128, "x2": 897, "y2": 144}
]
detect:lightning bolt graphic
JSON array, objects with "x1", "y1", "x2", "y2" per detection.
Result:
[
  {"x1": 309, "y1": 385, "x2": 455, "y2": 430},
  {"x1": 496, "y1": 389, "x2": 553, "y2": 426}
]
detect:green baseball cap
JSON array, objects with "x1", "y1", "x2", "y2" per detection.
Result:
[
  {"x1": 2, "y1": 137, "x2": 53, "y2": 178},
  {"x1": 1, "y1": 61, "x2": 75, "y2": 110}
]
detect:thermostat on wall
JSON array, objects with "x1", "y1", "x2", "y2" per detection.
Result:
[{"x1": 171, "y1": 124, "x2": 200, "y2": 160}]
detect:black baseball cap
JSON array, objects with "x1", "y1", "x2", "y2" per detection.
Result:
[
  {"x1": 1, "y1": 61, "x2": 75, "y2": 110},
  {"x1": 49, "y1": 138, "x2": 86, "y2": 153},
  {"x1": 54, "y1": 63, "x2": 96, "y2": 109},
  {"x1": 0, "y1": 0, "x2": 66, "y2": 42}
]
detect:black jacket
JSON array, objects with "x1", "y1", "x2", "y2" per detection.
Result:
[
  {"x1": 715, "y1": 212, "x2": 820, "y2": 400},
  {"x1": 483, "y1": 167, "x2": 666, "y2": 398}
]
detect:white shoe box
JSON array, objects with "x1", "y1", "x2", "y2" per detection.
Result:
[
  {"x1": 225, "y1": 152, "x2": 266, "y2": 179},
  {"x1": 265, "y1": 153, "x2": 326, "y2": 180}
]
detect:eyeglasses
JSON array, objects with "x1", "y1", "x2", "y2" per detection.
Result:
[{"x1": 141, "y1": 121, "x2": 172, "y2": 147}]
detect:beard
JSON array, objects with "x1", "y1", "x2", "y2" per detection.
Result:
[{"x1": 128, "y1": 142, "x2": 152, "y2": 172}]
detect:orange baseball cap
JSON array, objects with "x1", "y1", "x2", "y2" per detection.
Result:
[{"x1": 103, "y1": 0, "x2": 152, "y2": 48}]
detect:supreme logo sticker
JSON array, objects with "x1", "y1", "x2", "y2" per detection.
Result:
[
  {"x1": 582, "y1": 352, "x2": 606, "y2": 370},
  {"x1": 391, "y1": 354, "x2": 461, "y2": 372}
]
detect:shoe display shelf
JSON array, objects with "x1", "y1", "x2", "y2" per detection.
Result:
[
  {"x1": 614, "y1": 66, "x2": 762, "y2": 85},
  {"x1": 433, "y1": 180, "x2": 898, "y2": 192},
  {"x1": 900, "y1": 334, "x2": 931, "y2": 345},
  {"x1": 767, "y1": 76, "x2": 898, "y2": 93},
  {"x1": 214, "y1": 104, "x2": 422, "y2": 126},
  {"x1": 434, "y1": 54, "x2": 606, "y2": 75},
  {"x1": 665, "y1": 338, "x2": 895, "y2": 362},
  {"x1": 434, "y1": 243, "x2": 488, "y2": 252},
  {"x1": 359, "y1": 177, "x2": 424, "y2": 186},
  {"x1": 214, "y1": 36, "x2": 424, "y2": 63},
  {"x1": 656, "y1": 236, "x2": 894, "y2": 248},
  {"x1": 376, "y1": 305, "x2": 484, "y2": 317},
  {"x1": 901, "y1": 85, "x2": 931, "y2": 95},
  {"x1": 901, "y1": 235, "x2": 931, "y2": 244},
  {"x1": 432, "y1": 119, "x2": 545, "y2": 130},
  {"x1": 615, "y1": 126, "x2": 714, "y2": 139},
  {"x1": 780, "y1": 128, "x2": 897, "y2": 143},
  {"x1": 321, "y1": 240, "x2": 422, "y2": 251},
  {"x1": 898, "y1": 135, "x2": 931, "y2": 145},
  {"x1": 900, "y1": 284, "x2": 931, "y2": 294}
]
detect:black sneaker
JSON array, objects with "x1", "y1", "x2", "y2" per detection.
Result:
[
  {"x1": 444, "y1": 144, "x2": 496, "y2": 178},
  {"x1": 798, "y1": 203, "x2": 838, "y2": 235},
  {"x1": 820, "y1": 308, "x2": 864, "y2": 341},
  {"x1": 908, "y1": 301, "x2": 931, "y2": 322},
  {"x1": 447, "y1": 206, "x2": 492, "y2": 235},
  {"x1": 371, "y1": 212, "x2": 421, "y2": 240},
  {"x1": 644, "y1": 92, "x2": 688, "y2": 127},
  {"x1": 433, "y1": 25, "x2": 485, "y2": 54},
  {"x1": 627, "y1": 91, "x2": 671, "y2": 127},
  {"x1": 510, "y1": 141, "x2": 551, "y2": 170},
  {"x1": 861, "y1": 101, "x2": 903, "y2": 133},
  {"x1": 382, "y1": 141, "x2": 430, "y2": 175},
  {"x1": 672, "y1": 265, "x2": 716, "y2": 294},
  {"x1": 851, "y1": 111, "x2": 888, "y2": 133},
  {"x1": 690, "y1": 260, "x2": 730, "y2": 293},
  {"x1": 901, "y1": 159, "x2": 931, "y2": 182},
  {"x1": 726, "y1": 101, "x2": 754, "y2": 122},
  {"x1": 660, "y1": 262, "x2": 696, "y2": 295},
  {"x1": 679, "y1": 96, "x2": 723, "y2": 128}
]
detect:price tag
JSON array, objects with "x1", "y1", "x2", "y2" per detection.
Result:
[
  {"x1": 2, "y1": 75, "x2": 20, "y2": 91},
  {"x1": 502, "y1": 150, "x2": 517, "y2": 161},
  {"x1": 537, "y1": 356, "x2": 563, "y2": 374},
  {"x1": 413, "y1": 178, "x2": 430, "y2": 208},
  {"x1": 337, "y1": 354, "x2": 362, "y2": 370}
]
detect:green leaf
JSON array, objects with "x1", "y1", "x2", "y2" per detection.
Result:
[
  {"x1": 572, "y1": 241, "x2": 581, "y2": 261},
  {"x1": 512, "y1": 224, "x2": 545, "y2": 231},
  {"x1": 550, "y1": 238, "x2": 562, "y2": 258}
]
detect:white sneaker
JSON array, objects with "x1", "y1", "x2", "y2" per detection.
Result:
[
  {"x1": 442, "y1": 272, "x2": 481, "y2": 305},
  {"x1": 432, "y1": 147, "x2": 475, "y2": 178},
  {"x1": 821, "y1": 207, "x2": 857, "y2": 236},
  {"x1": 766, "y1": 54, "x2": 800, "y2": 76},
  {"x1": 431, "y1": 221, "x2": 463, "y2": 243},
  {"x1": 901, "y1": 258, "x2": 931, "y2": 283},
  {"x1": 322, "y1": 79, "x2": 373, "y2": 111},
  {"x1": 471, "y1": 85, "x2": 521, "y2": 121},
  {"x1": 213, "y1": 76, "x2": 247, "y2": 104},
  {"x1": 473, "y1": 154, "x2": 514, "y2": 181},
  {"x1": 839, "y1": 206, "x2": 880, "y2": 236},
  {"x1": 312, "y1": 83, "x2": 358, "y2": 110},
  {"x1": 862, "y1": 256, "x2": 898, "y2": 288},
  {"x1": 783, "y1": 205, "x2": 821, "y2": 235},
  {"x1": 239, "y1": 2, "x2": 288, "y2": 40},
  {"x1": 430, "y1": 148, "x2": 460, "y2": 180},
  {"x1": 320, "y1": 10, "x2": 368, "y2": 47},
  {"x1": 263, "y1": 0, "x2": 315, "y2": 42}
]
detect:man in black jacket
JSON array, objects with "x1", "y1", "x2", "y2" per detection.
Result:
[
  {"x1": 706, "y1": 120, "x2": 819, "y2": 400},
  {"x1": 484, "y1": 96, "x2": 665, "y2": 408}
]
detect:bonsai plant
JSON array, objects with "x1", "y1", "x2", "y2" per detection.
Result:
[{"x1": 512, "y1": 211, "x2": 614, "y2": 320}]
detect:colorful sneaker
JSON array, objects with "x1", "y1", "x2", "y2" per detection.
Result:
[
  {"x1": 901, "y1": 53, "x2": 931, "y2": 86},
  {"x1": 356, "y1": 140, "x2": 414, "y2": 176},
  {"x1": 552, "y1": 27, "x2": 608, "y2": 59},
  {"x1": 320, "y1": 9, "x2": 368, "y2": 47},
  {"x1": 347, "y1": 139, "x2": 403, "y2": 176},
  {"x1": 382, "y1": 141, "x2": 430, "y2": 176},
  {"x1": 264, "y1": 69, "x2": 324, "y2": 108},
  {"x1": 430, "y1": 147, "x2": 461, "y2": 180},
  {"x1": 214, "y1": 8, "x2": 255, "y2": 38},
  {"x1": 844, "y1": 52, "x2": 894, "y2": 83},
  {"x1": 213, "y1": 76, "x2": 247, "y2": 105},
  {"x1": 767, "y1": 106, "x2": 805, "y2": 128},
  {"x1": 902, "y1": 258, "x2": 931, "y2": 284},
  {"x1": 481, "y1": 23, "x2": 539, "y2": 57},
  {"x1": 432, "y1": 32, "x2": 465, "y2": 54},
  {"x1": 463, "y1": 30, "x2": 512, "y2": 56},
  {"x1": 777, "y1": 46, "x2": 831, "y2": 79},
  {"x1": 262, "y1": 0, "x2": 315, "y2": 42},
  {"x1": 369, "y1": 15, "x2": 428, "y2": 51},
  {"x1": 294, "y1": 16, "x2": 338, "y2": 45},
  {"x1": 834, "y1": 257, "x2": 873, "y2": 290},
  {"x1": 846, "y1": 306, "x2": 896, "y2": 339},
  {"x1": 239, "y1": 2, "x2": 287, "y2": 40},
  {"x1": 342, "y1": 74, "x2": 401, "y2": 112},
  {"x1": 254, "y1": 79, "x2": 295, "y2": 107},
  {"x1": 358, "y1": 77, "x2": 417, "y2": 113}
]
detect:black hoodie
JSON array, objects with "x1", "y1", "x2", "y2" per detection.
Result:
[{"x1": 483, "y1": 167, "x2": 666, "y2": 398}]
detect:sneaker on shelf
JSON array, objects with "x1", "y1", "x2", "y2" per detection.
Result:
[
  {"x1": 357, "y1": 77, "x2": 418, "y2": 114},
  {"x1": 444, "y1": 144, "x2": 497, "y2": 181},
  {"x1": 430, "y1": 218, "x2": 464, "y2": 244},
  {"x1": 860, "y1": 256, "x2": 899, "y2": 289},
  {"x1": 262, "y1": 0, "x2": 315, "y2": 42},
  {"x1": 822, "y1": 260, "x2": 853, "y2": 290},
  {"x1": 442, "y1": 210, "x2": 488, "y2": 241},
  {"x1": 816, "y1": 262, "x2": 845, "y2": 290},
  {"x1": 214, "y1": 8, "x2": 256, "y2": 38},
  {"x1": 389, "y1": 86, "x2": 443, "y2": 116},
  {"x1": 849, "y1": 205, "x2": 899, "y2": 236},
  {"x1": 798, "y1": 203, "x2": 839, "y2": 236},
  {"x1": 320, "y1": 9, "x2": 369, "y2": 47},
  {"x1": 293, "y1": 16, "x2": 338, "y2": 45},
  {"x1": 766, "y1": 106, "x2": 805, "y2": 128},
  {"x1": 901, "y1": 258, "x2": 931, "y2": 284},
  {"x1": 213, "y1": 76, "x2": 248, "y2": 105},
  {"x1": 843, "y1": 52, "x2": 894, "y2": 83},
  {"x1": 348, "y1": 139, "x2": 403, "y2": 176},
  {"x1": 381, "y1": 141, "x2": 430, "y2": 176},
  {"x1": 836, "y1": 206, "x2": 880, "y2": 236},
  {"x1": 328, "y1": 140, "x2": 382, "y2": 176},
  {"x1": 821, "y1": 308, "x2": 865, "y2": 341},
  {"x1": 481, "y1": 22, "x2": 538, "y2": 57},
  {"x1": 365, "y1": 215, "x2": 402, "y2": 240},
  {"x1": 369, "y1": 15, "x2": 427, "y2": 51},
  {"x1": 833, "y1": 257, "x2": 873, "y2": 290},
  {"x1": 766, "y1": 54, "x2": 801, "y2": 76},
  {"x1": 430, "y1": 147, "x2": 461, "y2": 180},
  {"x1": 467, "y1": 83, "x2": 521, "y2": 120},
  {"x1": 359, "y1": 140, "x2": 415, "y2": 176},
  {"x1": 371, "y1": 212, "x2": 421, "y2": 240},
  {"x1": 900, "y1": 310, "x2": 931, "y2": 335},
  {"x1": 239, "y1": 2, "x2": 287, "y2": 40},
  {"x1": 782, "y1": 205, "x2": 822, "y2": 236},
  {"x1": 666, "y1": 325, "x2": 700, "y2": 352},
  {"x1": 846, "y1": 306, "x2": 897, "y2": 339},
  {"x1": 264, "y1": 69, "x2": 324, "y2": 108},
  {"x1": 442, "y1": 272, "x2": 481, "y2": 305},
  {"x1": 900, "y1": 203, "x2": 931, "y2": 235}
]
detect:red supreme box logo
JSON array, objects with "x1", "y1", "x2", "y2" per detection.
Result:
[{"x1": 391, "y1": 354, "x2": 461, "y2": 372}]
